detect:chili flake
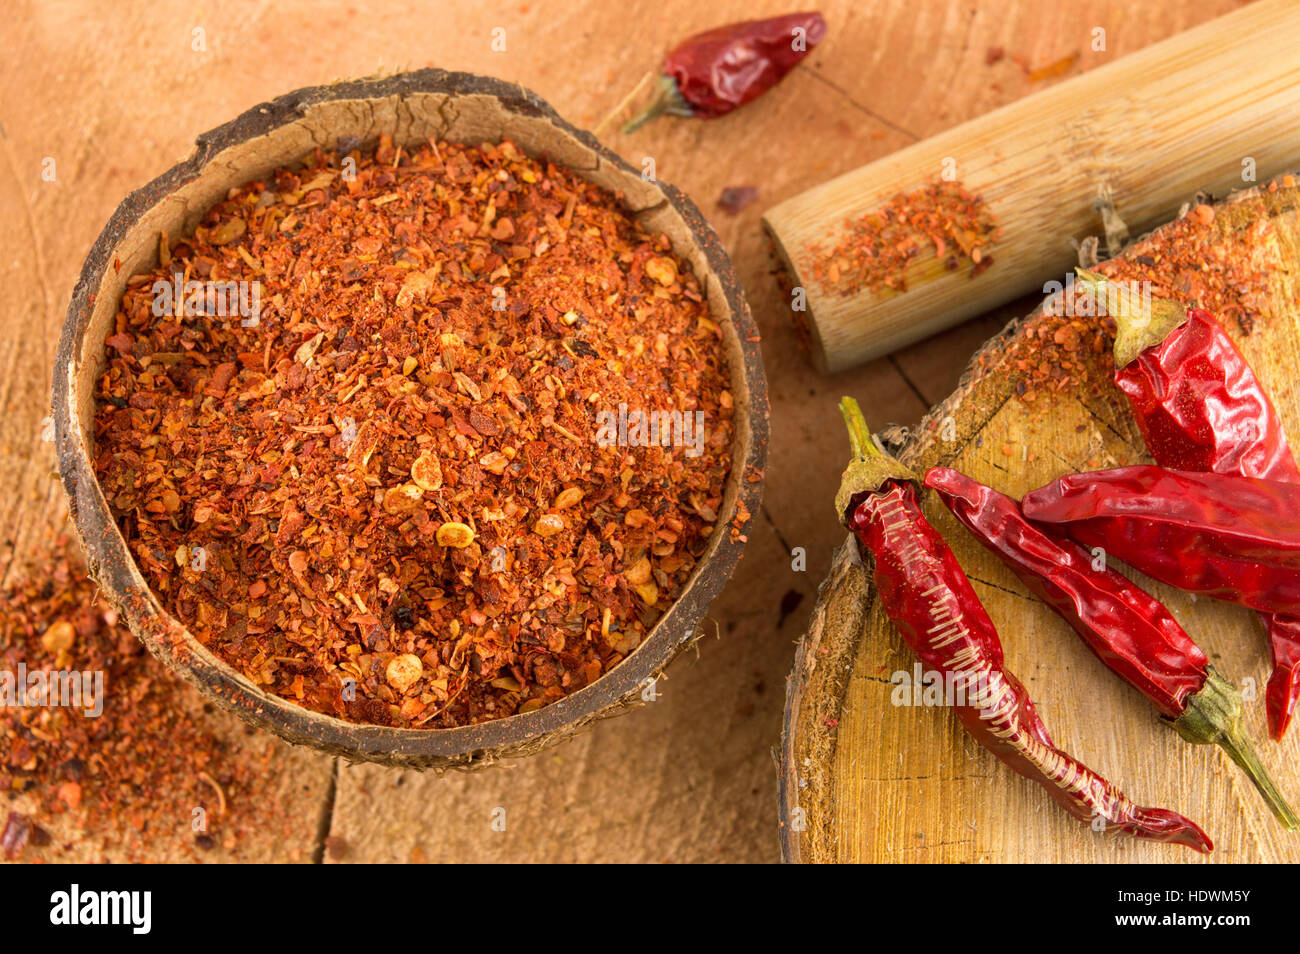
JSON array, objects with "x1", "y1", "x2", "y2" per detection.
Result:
[
  {"x1": 997, "y1": 189, "x2": 1278, "y2": 408},
  {"x1": 92, "y1": 136, "x2": 735, "y2": 729},
  {"x1": 0, "y1": 537, "x2": 287, "y2": 861},
  {"x1": 802, "y1": 180, "x2": 1001, "y2": 297}
]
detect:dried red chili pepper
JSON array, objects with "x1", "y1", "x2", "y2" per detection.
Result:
[
  {"x1": 1079, "y1": 269, "x2": 1300, "y2": 740},
  {"x1": 926, "y1": 466, "x2": 1297, "y2": 828},
  {"x1": 622, "y1": 13, "x2": 827, "y2": 133},
  {"x1": 1266, "y1": 618, "x2": 1300, "y2": 738},
  {"x1": 1023, "y1": 466, "x2": 1300, "y2": 617},
  {"x1": 836, "y1": 399, "x2": 1210, "y2": 851}
]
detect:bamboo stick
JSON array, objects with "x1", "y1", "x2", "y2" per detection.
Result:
[{"x1": 763, "y1": 0, "x2": 1300, "y2": 372}]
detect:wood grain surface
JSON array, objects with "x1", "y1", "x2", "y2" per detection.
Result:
[
  {"x1": 0, "y1": 0, "x2": 1243, "y2": 863},
  {"x1": 781, "y1": 181, "x2": 1300, "y2": 863}
]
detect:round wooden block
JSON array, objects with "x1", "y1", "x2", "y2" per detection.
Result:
[{"x1": 780, "y1": 179, "x2": 1300, "y2": 862}]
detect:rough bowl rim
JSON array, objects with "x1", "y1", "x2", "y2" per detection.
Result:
[{"x1": 52, "y1": 68, "x2": 769, "y2": 768}]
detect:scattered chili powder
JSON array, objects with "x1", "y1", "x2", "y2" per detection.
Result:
[
  {"x1": 1092, "y1": 199, "x2": 1275, "y2": 336},
  {"x1": 92, "y1": 136, "x2": 735, "y2": 730},
  {"x1": 802, "y1": 180, "x2": 1001, "y2": 297},
  {"x1": 999, "y1": 306, "x2": 1114, "y2": 409},
  {"x1": 1, "y1": 536, "x2": 284, "y2": 861},
  {"x1": 994, "y1": 182, "x2": 1281, "y2": 408}
]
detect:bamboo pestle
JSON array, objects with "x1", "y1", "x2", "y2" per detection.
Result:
[{"x1": 763, "y1": 0, "x2": 1300, "y2": 372}]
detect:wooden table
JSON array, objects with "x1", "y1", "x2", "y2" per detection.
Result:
[{"x1": 0, "y1": 0, "x2": 1242, "y2": 863}]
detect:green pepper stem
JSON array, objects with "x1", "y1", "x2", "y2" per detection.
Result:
[
  {"x1": 1075, "y1": 268, "x2": 1189, "y2": 368},
  {"x1": 839, "y1": 396, "x2": 878, "y2": 461},
  {"x1": 834, "y1": 396, "x2": 916, "y2": 524},
  {"x1": 1171, "y1": 667, "x2": 1299, "y2": 830},
  {"x1": 621, "y1": 75, "x2": 694, "y2": 134}
]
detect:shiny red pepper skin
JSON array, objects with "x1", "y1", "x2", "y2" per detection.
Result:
[
  {"x1": 851, "y1": 482, "x2": 1050, "y2": 746},
  {"x1": 1116, "y1": 309, "x2": 1300, "y2": 477},
  {"x1": 663, "y1": 13, "x2": 827, "y2": 117},
  {"x1": 1114, "y1": 304, "x2": 1300, "y2": 739},
  {"x1": 924, "y1": 467, "x2": 1206, "y2": 717},
  {"x1": 928, "y1": 465, "x2": 1299, "y2": 829},
  {"x1": 1023, "y1": 466, "x2": 1300, "y2": 617},
  {"x1": 1267, "y1": 617, "x2": 1300, "y2": 738},
  {"x1": 622, "y1": 13, "x2": 826, "y2": 132},
  {"x1": 847, "y1": 478, "x2": 1210, "y2": 851}
]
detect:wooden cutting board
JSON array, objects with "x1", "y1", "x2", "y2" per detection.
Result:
[{"x1": 779, "y1": 178, "x2": 1300, "y2": 863}]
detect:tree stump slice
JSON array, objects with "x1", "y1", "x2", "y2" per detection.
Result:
[{"x1": 780, "y1": 178, "x2": 1300, "y2": 863}]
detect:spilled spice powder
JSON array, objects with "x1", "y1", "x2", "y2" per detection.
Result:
[
  {"x1": 92, "y1": 136, "x2": 735, "y2": 730},
  {"x1": 1, "y1": 536, "x2": 286, "y2": 862},
  {"x1": 802, "y1": 180, "x2": 1001, "y2": 297},
  {"x1": 991, "y1": 180, "x2": 1284, "y2": 409}
]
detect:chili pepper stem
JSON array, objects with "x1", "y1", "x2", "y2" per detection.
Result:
[
  {"x1": 835, "y1": 397, "x2": 916, "y2": 522},
  {"x1": 1075, "y1": 268, "x2": 1188, "y2": 367},
  {"x1": 595, "y1": 70, "x2": 655, "y2": 137},
  {"x1": 839, "y1": 396, "x2": 877, "y2": 460},
  {"x1": 621, "y1": 76, "x2": 695, "y2": 134},
  {"x1": 1171, "y1": 667, "x2": 1299, "y2": 830}
]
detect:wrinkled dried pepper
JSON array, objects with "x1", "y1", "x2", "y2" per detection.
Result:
[
  {"x1": 623, "y1": 13, "x2": 827, "y2": 133},
  {"x1": 1023, "y1": 466, "x2": 1300, "y2": 618},
  {"x1": 836, "y1": 399, "x2": 1210, "y2": 851},
  {"x1": 1081, "y1": 269, "x2": 1300, "y2": 740},
  {"x1": 926, "y1": 466, "x2": 1296, "y2": 829}
]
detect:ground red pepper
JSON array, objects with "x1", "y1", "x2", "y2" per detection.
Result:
[
  {"x1": 996, "y1": 192, "x2": 1279, "y2": 411},
  {"x1": 926, "y1": 466, "x2": 1297, "y2": 829},
  {"x1": 1023, "y1": 466, "x2": 1300, "y2": 618},
  {"x1": 1079, "y1": 269, "x2": 1300, "y2": 741},
  {"x1": 623, "y1": 12, "x2": 827, "y2": 133},
  {"x1": 92, "y1": 136, "x2": 735, "y2": 730},
  {"x1": 836, "y1": 399, "x2": 1210, "y2": 851},
  {"x1": 1, "y1": 536, "x2": 288, "y2": 861},
  {"x1": 802, "y1": 181, "x2": 1000, "y2": 298}
]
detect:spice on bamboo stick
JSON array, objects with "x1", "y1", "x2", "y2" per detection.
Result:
[{"x1": 802, "y1": 180, "x2": 1000, "y2": 297}]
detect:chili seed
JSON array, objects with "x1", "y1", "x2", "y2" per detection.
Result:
[
  {"x1": 386, "y1": 654, "x2": 424, "y2": 692},
  {"x1": 40, "y1": 620, "x2": 76, "y2": 652},
  {"x1": 644, "y1": 256, "x2": 678, "y2": 286},
  {"x1": 436, "y1": 522, "x2": 476, "y2": 548},
  {"x1": 411, "y1": 451, "x2": 443, "y2": 491},
  {"x1": 553, "y1": 487, "x2": 583, "y2": 509},
  {"x1": 383, "y1": 483, "x2": 424, "y2": 515},
  {"x1": 533, "y1": 514, "x2": 565, "y2": 537},
  {"x1": 623, "y1": 556, "x2": 652, "y2": 586}
]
